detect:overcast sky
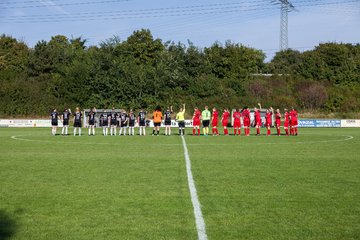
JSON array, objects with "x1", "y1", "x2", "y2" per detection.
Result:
[{"x1": 1, "y1": 0, "x2": 359, "y2": 60}]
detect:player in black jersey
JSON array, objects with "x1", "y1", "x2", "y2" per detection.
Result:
[
  {"x1": 137, "y1": 109, "x2": 147, "y2": 136},
  {"x1": 88, "y1": 107, "x2": 96, "y2": 136},
  {"x1": 61, "y1": 108, "x2": 71, "y2": 135},
  {"x1": 119, "y1": 110, "x2": 128, "y2": 136},
  {"x1": 128, "y1": 109, "x2": 136, "y2": 136},
  {"x1": 73, "y1": 107, "x2": 82, "y2": 136},
  {"x1": 110, "y1": 107, "x2": 118, "y2": 136},
  {"x1": 100, "y1": 110, "x2": 110, "y2": 136},
  {"x1": 51, "y1": 108, "x2": 59, "y2": 136},
  {"x1": 164, "y1": 106, "x2": 173, "y2": 136}
]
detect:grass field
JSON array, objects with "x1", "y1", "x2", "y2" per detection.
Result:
[{"x1": 1, "y1": 127, "x2": 360, "y2": 240}]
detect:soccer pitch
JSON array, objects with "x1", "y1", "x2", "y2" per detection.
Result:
[{"x1": 1, "y1": 128, "x2": 359, "y2": 240}]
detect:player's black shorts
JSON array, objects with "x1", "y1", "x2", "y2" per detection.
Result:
[
  {"x1": 178, "y1": 121, "x2": 185, "y2": 128},
  {"x1": 102, "y1": 121, "x2": 108, "y2": 127},
  {"x1": 202, "y1": 120, "x2": 210, "y2": 127},
  {"x1": 129, "y1": 121, "x2": 135, "y2": 127},
  {"x1": 111, "y1": 120, "x2": 117, "y2": 126},
  {"x1": 74, "y1": 121, "x2": 81, "y2": 128},
  {"x1": 121, "y1": 122, "x2": 127, "y2": 127},
  {"x1": 89, "y1": 120, "x2": 95, "y2": 126},
  {"x1": 63, "y1": 120, "x2": 69, "y2": 126},
  {"x1": 51, "y1": 121, "x2": 58, "y2": 126},
  {"x1": 165, "y1": 120, "x2": 171, "y2": 126},
  {"x1": 139, "y1": 121, "x2": 146, "y2": 127},
  {"x1": 154, "y1": 122, "x2": 161, "y2": 127}
]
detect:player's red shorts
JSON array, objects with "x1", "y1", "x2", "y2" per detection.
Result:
[
  {"x1": 275, "y1": 120, "x2": 281, "y2": 127},
  {"x1": 265, "y1": 121, "x2": 271, "y2": 127},
  {"x1": 284, "y1": 121, "x2": 289, "y2": 127},
  {"x1": 212, "y1": 120, "x2": 218, "y2": 127},
  {"x1": 256, "y1": 120, "x2": 262, "y2": 126},
  {"x1": 222, "y1": 121, "x2": 228, "y2": 127},
  {"x1": 193, "y1": 119, "x2": 200, "y2": 126},
  {"x1": 243, "y1": 118, "x2": 250, "y2": 127},
  {"x1": 291, "y1": 119, "x2": 298, "y2": 126},
  {"x1": 233, "y1": 121, "x2": 241, "y2": 128}
]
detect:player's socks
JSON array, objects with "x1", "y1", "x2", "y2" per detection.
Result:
[
  {"x1": 79, "y1": 128, "x2": 81, "y2": 136},
  {"x1": 295, "y1": 127, "x2": 298, "y2": 135},
  {"x1": 277, "y1": 128, "x2": 280, "y2": 136},
  {"x1": 267, "y1": 129, "x2": 270, "y2": 135},
  {"x1": 225, "y1": 129, "x2": 228, "y2": 135},
  {"x1": 152, "y1": 129, "x2": 155, "y2": 135},
  {"x1": 105, "y1": 128, "x2": 108, "y2": 136},
  {"x1": 157, "y1": 130, "x2": 159, "y2": 136},
  {"x1": 92, "y1": 128, "x2": 95, "y2": 136},
  {"x1": 198, "y1": 129, "x2": 200, "y2": 135},
  {"x1": 139, "y1": 127, "x2": 142, "y2": 135},
  {"x1": 192, "y1": 129, "x2": 195, "y2": 135},
  {"x1": 238, "y1": 129, "x2": 241, "y2": 135},
  {"x1": 169, "y1": 129, "x2": 171, "y2": 135},
  {"x1": 89, "y1": 128, "x2": 91, "y2": 135},
  {"x1": 110, "y1": 128, "x2": 113, "y2": 136},
  {"x1": 74, "y1": 128, "x2": 77, "y2": 136},
  {"x1": 234, "y1": 129, "x2": 236, "y2": 135},
  {"x1": 257, "y1": 128, "x2": 260, "y2": 135}
]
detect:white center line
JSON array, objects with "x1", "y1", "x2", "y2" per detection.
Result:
[{"x1": 181, "y1": 136, "x2": 208, "y2": 240}]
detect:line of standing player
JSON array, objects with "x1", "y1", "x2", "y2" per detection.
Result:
[{"x1": 50, "y1": 104, "x2": 298, "y2": 136}]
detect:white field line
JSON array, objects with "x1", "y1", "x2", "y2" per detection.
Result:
[
  {"x1": 10, "y1": 135, "x2": 354, "y2": 146},
  {"x1": 181, "y1": 136, "x2": 207, "y2": 240}
]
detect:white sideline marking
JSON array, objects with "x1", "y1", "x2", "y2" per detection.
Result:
[{"x1": 181, "y1": 136, "x2": 208, "y2": 240}]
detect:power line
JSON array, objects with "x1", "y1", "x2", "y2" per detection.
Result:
[
  {"x1": 0, "y1": 0, "x2": 131, "y2": 8},
  {"x1": 1, "y1": 0, "x2": 357, "y2": 23}
]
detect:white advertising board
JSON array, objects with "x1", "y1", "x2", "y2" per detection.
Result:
[{"x1": 341, "y1": 119, "x2": 360, "y2": 128}]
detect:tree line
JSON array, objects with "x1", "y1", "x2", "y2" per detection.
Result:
[{"x1": 0, "y1": 29, "x2": 359, "y2": 117}]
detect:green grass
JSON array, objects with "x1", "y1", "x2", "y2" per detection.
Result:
[{"x1": 0, "y1": 127, "x2": 360, "y2": 239}]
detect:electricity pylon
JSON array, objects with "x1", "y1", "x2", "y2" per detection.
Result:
[{"x1": 272, "y1": 0, "x2": 295, "y2": 51}]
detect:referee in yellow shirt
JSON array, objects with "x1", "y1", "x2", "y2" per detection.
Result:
[{"x1": 176, "y1": 104, "x2": 186, "y2": 136}]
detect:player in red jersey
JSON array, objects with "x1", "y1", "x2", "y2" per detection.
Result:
[
  {"x1": 221, "y1": 108, "x2": 230, "y2": 135},
  {"x1": 192, "y1": 107, "x2": 201, "y2": 136},
  {"x1": 232, "y1": 108, "x2": 242, "y2": 136},
  {"x1": 290, "y1": 107, "x2": 298, "y2": 136},
  {"x1": 265, "y1": 107, "x2": 273, "y2": 136},
  {"x1": 211, "y1": 107, "x2": 219, "y2": 136},
  {"x1": 254, "y1": 103, "x2": 262, "y2": 135},
  {"x1": 242, "y1": 107, "x2": 251, "y2": 136},
  {"x1": 275, "y1": 108, "x2": 282, "y2": 136},
  {"x1": 283, "y1": 108, "x2": 290, "y2": 136}
]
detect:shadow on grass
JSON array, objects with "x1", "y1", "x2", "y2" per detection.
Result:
[{"x1": 0, "y1": 209, "x2": 18, "y2": 240}]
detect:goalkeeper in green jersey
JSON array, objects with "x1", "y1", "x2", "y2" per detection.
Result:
[{"x1": 201, "y1": 106, "x2": 211, "y2": 136}]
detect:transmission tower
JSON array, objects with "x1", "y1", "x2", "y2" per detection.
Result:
[{"x1": 272, "y1": 0, "x2": 295, "y2": 51}]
